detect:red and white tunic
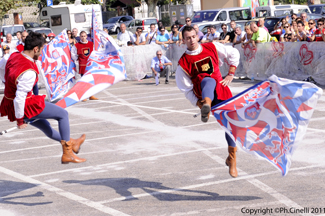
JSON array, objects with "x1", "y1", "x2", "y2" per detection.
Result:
[
  {"x1": 176, "y1": 42, "x2": 240, "y2": 106},
  {"x1": 0, "y1": 52, "x2": 46, "y2": 125},
  {"x1": 71, "y1": 40, "x2": 93, "y2": 75}
]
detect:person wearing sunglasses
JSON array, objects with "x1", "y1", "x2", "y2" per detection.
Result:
[
  {"x1": 300, "y1": 12, "x2": 309, "y2": 31},
  {"x1": 291, "y1": 13, "x2": 298, "y2": 22},
  {"x1": 218, "y1": 23, "x2": 230, "y2": 44},
  {"x1": 179, "y1": 17, "x2": 193, "y2": 32},
  {"x1": 67, "y1": 30, "x2": 77, "y2": 48},
  {"x1": 311, "y1": 18, "x2": 325, "y2": 42},
  {"x1": 132, "y1": 27, "x2": 146, "y2": 45},
  {"x1": 306, "y1": 19, "x2": 316, "y2": 42},
  {"x1": 280, "y1": 23, "x2": 292, "y2": 42},
  {"x1": 156, "y1": 26, "x2": 171, "y2": 48},
  {"x1": 151, "y1": 50, "x2": 172, "y2": 85}
]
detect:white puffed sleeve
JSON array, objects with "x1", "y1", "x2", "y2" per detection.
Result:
[
  {"x1": 213, "y1": 42, "x2": 240, "y2": 68},
  {"x1": 175, "y1": 65, "x2": 198, "y2": 107}
]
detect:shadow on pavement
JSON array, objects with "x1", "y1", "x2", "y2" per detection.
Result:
[
  {"x1": 0, "y1": 180, "x2": 52, "y2": 206},
  {"x1": 64, "y1": 178, "x2": 261, "y2": 202}
]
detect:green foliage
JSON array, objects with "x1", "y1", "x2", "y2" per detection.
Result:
[
  {"x1": 0, "y1": 0, "x2": 20, "y2": 17},
  {"x1": 161, "y1": 15, "x2": 170, "y2": 26}
]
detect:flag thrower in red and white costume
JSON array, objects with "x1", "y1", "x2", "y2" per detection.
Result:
[
  {"x1": 0, "y1": 32, "x2": 86, "y2": 164},
  {"x1": 176, "y1": 26, "x2": 240, "y2": 178}
]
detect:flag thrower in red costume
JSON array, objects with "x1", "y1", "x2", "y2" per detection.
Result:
[
  {"x1": 0, "y1": 32, "x2": 87, "y2": 164},
  {"x1": 176, "y1": 26, "x2": 240, "y2": 178}
]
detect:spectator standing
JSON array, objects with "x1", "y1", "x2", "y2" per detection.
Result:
[
  {"x1": 250, "y1": 22, "x2": 270, "y2": 46},
  {"x1": 193, "y1": 24, "x2": 204, "y2": 42},
  {"x1": 259, "y1": 18, "x2": 268, "y2": 32},
  {"x1": 301, "y1": 13, "x2": 309, "y2": 30},
  {"x1": 146, "y1": 23, "x2": 158, "y2": 44},
  {"x1": 274, "y1": 18, "x2": 287, "y2": 34},
  {"x1": 132, "y1": 27, "x2": 146, "y2": 45},
  {"x1": 179, "y1": 17, "x2": 193, "y2": 32},
  {"x1": 306, "y1": 19, "x2": 317, "y2": 42},
  {"x1": 117, "y1": 23, "x2": 133, "y2": 47},
  {"x1": 291, "y1": 20, "x2": 298, "y2": 35},
  {"x1": 157, "y1": 21, "x2": 169, "y2": 34},
  {"x1": 72, "y1": 28, "x2": 80, "y2": 42},
  {"x1": 296, "y1": 21, "x2": 307, "y2": 41},
  {"x1": 242, "y1": 25, "x2": 253, "y2": 48},
  {"x1": 201, "y1": 26, "x2": 211, "y2": 43},
  {"x1": 207, "y1": 25, "x2": 220, "y2": 42},
  {"x1": 219, "y1": 24, "x2": 230, "y2": 44},
  {"x1": 229, "y1": 21, "x2": 237, "y2": 42},
  {"x1": 48, "y1": 33, "x2": 56, "y2": 42},
  {"x1": 0, "y1": 45, "x2": 10, "y2": 83},
  {"x1": 16, "y1": 31, "x2": 28, "y2": 52},
  {"x1": 291, "y1": 13, "x2": 298, "y2": 22},
  {"x1": 67, "y1": 30, "x2": 77, "y2": 48},
  {"x1": 156, "y1": 26, "x2": 171, "y2": 48},
  {"x1": 284, "y1": 33, "x2": 294, "y2": 42},
  {"x1": 151, "y1": 50, "x2": 172, "y2": 85},
  {"x1": 233, "y1": 26, "x2": 246, "y2": 46},
  {"x1": 71, "y1": 31, "x2": 98, "y2": 101},
  {"x1": 280, "y1": 23, "x2": 292, "y2": 42},
  {"x1": 311, "y1": 19, "x2": 325, "y2": 41},
  {"x1": 169, "y1": 24, "x2": 181, "y2": 45},
  {"x1": 1, "y1": 33, "x2": 17, "y2": 54},
  {"x1": 16, "y1": 31, "x2": 22, "y2": 45}
]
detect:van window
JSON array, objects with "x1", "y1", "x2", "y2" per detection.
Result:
[
  {"x1": 257, "y1": 10, "x2": 268, "y2": 17},
  {"x1": 309, "y1": 6, "x2": 322, "y2": 14},
  {"x1": 135, "y1": 20, "x2": 142, "y2": 26},
  {"x1": 298, "y1": 9, "x2": 309, "y2": 14},
  {"x1": 2, "y1": 26, "x2": 25, "y2": 36},
  {"x1": 51, "y1": 15, "x2": 62, "y2": 26},
  {"x1": 192, "y1": 11, "x2": 218, "y2": 22},
  {"x1": 217, "y1": 11, "x2": 227, "y2": 21},
  {"x1": 128, "y1": 21, "x2": 135, "y2": 27},
  {"x1": 229, "y1": 9, "x2": 251, "y2": 21},
  {"x1": 144, "y1": 19, "x2": 157, "y2": 25},
  {"x1": 75, "y1": 13, "x2": 86, "y2": 23},
  {"x1": 274, "y1": 10, "x2": 292, "y2": 16},
  {"x1": 42, "y1": 10, "x2": 47, "y2": 16}
]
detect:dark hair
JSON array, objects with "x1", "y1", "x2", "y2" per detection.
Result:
[
  {"x1": 292, "y1": 13, "x2": 297, "y2": 17},
  {"x1": 150, "y1": 23, "x2": 156, "y2": 27},
  {"x1": 136, "y1": 27, "x2": 143, "y2": 31},
  {"x1": 221, "y1": 23, "x2": 227, "y2": 28},
  {"x1": 297, "y1": 21, "x2": 304, "y2": 26},
  {"x1": 171, "y1": 24, "x2": 179, "y2": 33},
  {"x1": 16, "y1": 31, "x2": 22, "y2": 35},
  {"x1": 80, "y1": 31, "x2": 87, "y2": 36},
  {"x1": 210, "y1": 25, "x2": 216, "y2": 29},
  {"x1": 317, "y1": 18, "x2": 324, "y2": 24},
  {"x1": 181, "y1": 26, "x2": 196, "y2": 38},
  {"x1": 185, "y1": 17, "x2": 191, "y2": 21},
  {"x1": 158, "y1": 26, "x2": 165, "y2": 31},
  {"x1": 24, "y1": 32, "x2": 46, "y2": 51}
]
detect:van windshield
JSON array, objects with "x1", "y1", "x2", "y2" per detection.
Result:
[
  {"x1": 192, "y1": 11, "x2": 218, "y2": 22},
  {"x1": 2, "y1": 26, "x2": 25, "y2": 36},
  {"x1": 228, "y1": 9, "x2": 251, "y2": 20},
  {"x1": 274, "y1": 10, "x2": 292, "y2": 17},
  {"x1": 107, "y1": 17, "x2": 120, "y2": 23}
]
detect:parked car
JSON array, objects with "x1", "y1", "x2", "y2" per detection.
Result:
[
  {"x1": 23, "y1": 22, "x2": 40, "y2": 29},
  {"x1": 192, "y1": 7, "x2": 252, "y2": 25},
  {"x1": 199, "y1": 20, "x2": 249, "y2": 35},
  {"x1": 309, "y1": 4, "x2": 325, "y2": 17},
  {"x1": 40, "y1": 21, "x2": 50, "y2": 28},
  {"x1": 256, "y1": 4, "x2": 311, "y2": 17},
  {"x1": 26, "y1": 27, "x2": 53, "y2": 36},
  {"x1": 0, "y1": 24, "x2": 25, "y2": 47},
  {"x1": 127, "y1": 17, "x2": 158, "y2": 33},
  {"x1": 103, "y1": 16, "x2": 134, "y2": 34}
]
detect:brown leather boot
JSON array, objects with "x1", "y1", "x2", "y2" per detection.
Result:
[
  {"x1": 89, "y1": 96, "x2": 98, "y2": 100},
  {"x1": 70, "y1": 134, "x2": 86, "y2": 154},
  {"x1": 61, "y1": 140, "x2": 87, "y2": 164},
  {"x1": 225, "y1": 146, "x2": 238, "y2": 178},
  {"x1": 201, "y1": 97, "x2": 212, "y2": 123},
  {"x1": 82, "y1": 99, "x2": 87, "y2": 102}
]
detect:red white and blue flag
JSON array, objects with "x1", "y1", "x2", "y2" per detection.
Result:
[
  {"x1": 92, "y1": 7, "x2": 101, "y2": 51},
  {"x1": 212, "y1": 75, "x2": 322, "y2": 176},
  {"x1": 56, "y1": 31, "x2": 126, "y2": 108},
  {"x1": 39, "y1": 29, "x2": 76, "y2": 101}
]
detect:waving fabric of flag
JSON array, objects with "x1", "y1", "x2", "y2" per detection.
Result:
[
  {"x1": 39, "y1": 29, "x2": 76, "y2": 101},
  {"x1": 211, "y1": 75, "x2": 322, "y2": 176},
  {"x1": 56, "y1": 32, "x2": 126, "y2": 108},
  {"x1": 92, "y1": 7, "x2": 101, "y2": 51}
]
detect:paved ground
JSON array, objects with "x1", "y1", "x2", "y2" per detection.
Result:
[{"x1": 0, "y1": 76, "x2": 325, "y2": 216}]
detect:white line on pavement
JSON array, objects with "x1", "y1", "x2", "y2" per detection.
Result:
[{"x1": 0, "y1": 165, "x2": 130, "y2": 216}]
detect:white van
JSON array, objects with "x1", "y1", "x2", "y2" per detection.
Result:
[
  {"x1": 40, "y1": 2, "x2": 103, "y2": 35},
  {"x1": 256, "y1": 4, "x2": 311, "y2": 17}
]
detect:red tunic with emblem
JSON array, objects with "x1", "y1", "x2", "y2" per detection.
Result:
[
  {"x1": 75, "y1": 41, "x2": 93, "y2": 75},
  {"x1": 178, "y1": 42, "x2": 232, "y2": 101},
  {"x1": 0, "y1": 52, "x2": 46, "y2": 122},
  {"x1": 16, "y1": 44, "x2": 24, "y2": 52}
]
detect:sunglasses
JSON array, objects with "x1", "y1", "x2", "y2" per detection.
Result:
[
  {"x1": 318, "y1": 23, "x2": 324, "y2": 25},
  {"x1": 222, "y1": 28, "x2": 227, "y2": 30},
  {"x1": 161, "y1": 30, "x2": 165, "y2": 32},
  {"x1": 67, "y1": 32, "x2": 71, "y2": 34},
  {"x1": 284, "y1": 26, "x2": 289, "y2": 28},
  {"x1": 308, "y1": 22, "x2": 314, "y2": 25},
  {"x1": 186, "y1": 20, "x2": 191, "y2": 22},
  {"x1": 157, "y1": 54, "x2": 162, "y2": 56}
]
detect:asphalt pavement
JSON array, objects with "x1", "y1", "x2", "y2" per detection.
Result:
[{"x1": 0, "y1": 76, "x2": 325, "y2": 216}]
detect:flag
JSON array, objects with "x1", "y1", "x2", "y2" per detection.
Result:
[
  {"x1": 211, "y1": 75, "x2": 322, "y2": 176},
  {"x1": 56, "y1": 32, "x2": 126, "y2": 108},
  {"x1": 92, "y1": 6, "x2": 101, "y2": 51},
  {"x1": 39, "y1": 29, "x2": 76, "y2": 101}
]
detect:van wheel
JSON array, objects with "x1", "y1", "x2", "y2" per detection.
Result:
[{"x1": 116, "y1": 28, "x2": 120, "y2": 34}]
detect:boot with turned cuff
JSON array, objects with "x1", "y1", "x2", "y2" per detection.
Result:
[
  {"x1": 201, "y1": 97, "x2": 212, "y2": 123},
  {"x1": 70, "y1": 134, "x2": 86, "y2": 154},
  {"x1": 61, "y1": 140, "x2": 87, "y2": 164},
  {"x1": 225, "y1": 146, "x2": 238, "y2": 178}
]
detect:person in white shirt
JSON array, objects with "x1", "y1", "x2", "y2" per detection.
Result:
[
  {"x1": 117, "y1": 23, "x2": 133, "y2": 47},
  {"x1": 132, "y1": 27, "x2": 146, "y2": 45},
  {"x1": 146, "y1": 23, "x2": 158, "y2": 44},
  {"x1": 206, "y1": 25, "x2": 220, "y2": 42},
  {"x1": 201, "y1": 26, "x2": 211, "y2": 43},
  {"x1": 233, "y1": 26, "x2": 246, "y2": 46},
  {"x1": 1, "y1": 33, "x2": 17, "y2": 54},
  {"x1": 0, "y1": 45, "x2": 11, "y2": 83},
  {"x1": 176, "y1": 26, "x2": 240, "y2": 178}
]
